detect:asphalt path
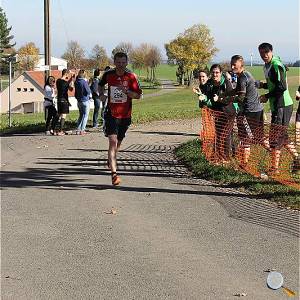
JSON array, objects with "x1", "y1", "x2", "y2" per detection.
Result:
[{"x1": 1, "y1": 119, "x2": 299, "y2": 299}]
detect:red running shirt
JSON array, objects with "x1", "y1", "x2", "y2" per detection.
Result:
[{"x1": 99, "y1": 69, "x2": 142, "y2": 119}]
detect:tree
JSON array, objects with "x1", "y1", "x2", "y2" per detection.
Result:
[
  {"x1": 17, "y1": 42, "x2": 39, "y2": 71},
  {"x1": 62, "y1": 40, "x2": 85, "y2": 69},
  {"x1": 130, "y1": 45, "x2": 146, "y2": 72},
  {"x1": 144, "y1": 45, "x2": 161, "y2": 81},
  {"x1": 111, "y1": 42, "x2": 133, "y2": 61},
  {"x1": 0, "y1": 7, "x2": 16, "y2": 74},
  {"x1": 131, "y1": 43, "x2": 161, "y2": 82},
  {"x1": 90, "y1": 44, "x2": 110, "y2": 69},
  {"x1": 293, "y1": 60, "x2": 300, "y2": 67},
  {"x1": 165, "y1": 24, "x2": 218, "y2": 85}
]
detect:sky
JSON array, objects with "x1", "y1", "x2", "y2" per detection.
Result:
[{"x1": 1, "y1": 0, "x2": 299, "y2": 63}]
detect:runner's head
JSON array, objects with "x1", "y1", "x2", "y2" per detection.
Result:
[
  {"x1": 114, "y1": 52, "x2": 128, "y2": 74},
  {"x1": 231, "y1": 55, "x2": 244, "y2": 74},
  {"x1": 258, "y1": 42, "x2": 273, "y2": 63},
  {"x1": 210, "y1": 64, "x2": 222, "y2": 83},
  {"x1": 199, "y1": 70, "x2": 208, "y2": 85}
]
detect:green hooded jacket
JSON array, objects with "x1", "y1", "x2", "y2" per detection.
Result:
[{"x1": 264, "y1": 55, "x2": 293, "y2": 112}]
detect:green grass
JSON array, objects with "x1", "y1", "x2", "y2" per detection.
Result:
[
  {"x1": 132, "y1": 88, "x2": 200, "y2": 123},
  {"x1": 130, "y1": 64, "x2": 178, "y2": 81},
  {"x1": 139, "y1": 78, "x2": 161, "y2": 95},
  {"x1": 175, "y1": 139, "x2": 300, "y2": 209},
  {"x1": 245, "y1": 66, "x2": 299, "y2": 110},
  {"x1": 0, "y1": 89, "x2": 199, "y2": 133},
  {"x1": 131, "y1": 64, "x2": 299, "y2": 100}
]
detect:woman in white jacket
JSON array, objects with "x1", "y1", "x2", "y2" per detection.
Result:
[{"x1": 44, "y1": 76, "x2": 59, "y2": 135}]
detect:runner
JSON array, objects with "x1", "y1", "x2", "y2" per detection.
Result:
[
  {"x1": 98, "y1": 52, "x2": 142, "y2": 185},
  {"x1": 56, "y1": 69, "x2": 75, "y2": 135},
  {"x1": 230, "y1": 55, "x2": 268, "y2": 166},
  {"x1": 257, "y1": 42, "x2": 299, "y2": 174}
]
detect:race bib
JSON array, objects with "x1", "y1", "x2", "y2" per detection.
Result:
[{"x1": 110, "y1": 86, "x2": 127, "y2": 103}]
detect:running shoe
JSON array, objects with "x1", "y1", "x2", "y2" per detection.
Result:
[{"x1": 111, "y1": 173, "x2": 121, "y2": 186}]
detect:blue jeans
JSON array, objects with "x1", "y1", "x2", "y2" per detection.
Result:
[
  {"x1": 77, "y1": 101, "x2": 90, "y2": 131},
  {"x1": 93, "y1": 97, "x2": 101, "y2": 127}
]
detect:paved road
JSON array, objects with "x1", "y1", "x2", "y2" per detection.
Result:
[
  {"x1": 1, "y1": 119, "x2": 299, "y2": 299},
  {"x1": 143, "y1": 79, "x2": 183, "y2": 98}
]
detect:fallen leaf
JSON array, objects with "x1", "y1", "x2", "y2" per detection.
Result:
[
  {"x1": 104, "y1": 208, "x2": 117, "y2": 215},
  {"x1": 234, "y1": 293, "x2": 247, "y2": 297},
  {"x1": 282, "y1": 286, "x2": 296, "y2": 297},
  {"x1": 264, "y1": 268, "x2": 276, "y2": 272}
]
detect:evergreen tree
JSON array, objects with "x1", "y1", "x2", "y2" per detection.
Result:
[{"x1": 0, "y1": 7, "x2": 16, "y2": 74}]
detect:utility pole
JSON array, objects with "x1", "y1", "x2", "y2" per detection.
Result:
[
  {"x1": 8, "y1": 57, "x2": 12, "y2": 127},
  {"x1": 44, "y1": 0, "x2": 50, "y2": 83},
  {"x1": 250, "y1": 53, "x2": 253, "y2": 67}
]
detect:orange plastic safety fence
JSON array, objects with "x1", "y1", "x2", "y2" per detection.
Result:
[{"x1": 200, "y1": 107, "x2": 300, "y2": 190}]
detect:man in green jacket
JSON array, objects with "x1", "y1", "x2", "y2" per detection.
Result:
[{"x1": 257, "y1": 42, "x2": 299, "y2": 174}]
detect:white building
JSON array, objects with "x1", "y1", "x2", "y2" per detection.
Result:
[{"x1": 34, "y1": 55, "x2": 68, "y2": 71}]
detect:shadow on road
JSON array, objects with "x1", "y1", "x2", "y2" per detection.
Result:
[{"x1": 1, "y1": 143, "x2": 299, "y2": 237}]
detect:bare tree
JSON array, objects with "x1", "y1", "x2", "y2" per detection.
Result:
[
  {"x1": 145, "y1": 46, "x2": 161, "y2": 81},
  {"x1": 111, "y1": 42, "x2": 133, "y2": 61},
  {"x1": 90, "y1": 44, "x2": 109, "y2": 69},
  {"x1": 62, "y1": 40, "x2": 85, "y2": 69}
]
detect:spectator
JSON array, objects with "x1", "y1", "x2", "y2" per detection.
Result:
[
  {"x1": 90, "y1": 68, "x2": 101, "y2": 128},
  {"x1": 44, "y1": 76, "x2": 58, "y2": 135},
  {"x1": 202, "y1": 64, "x2": 238, "y2": 163},
  {"x1": 56, "y1": 69, "x2": 74, "y2": 135},
  {"x1": 257, "y1": 42, "x2": 299, "y2": 174},
  {"x1": 295, "y1": 86, "x2": 300, "y2": 148},
  {"x1": 230, "y1": 54, "x2": 268, "y2": 166},
  {"x1": 75, "y1": 69, "x2": 91, "y2": 135},
  {"x1": 192, "y1": 70, "x2": 209, "y2": 108}
]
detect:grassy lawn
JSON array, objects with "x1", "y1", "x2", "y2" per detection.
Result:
[
  {"x1": 0, "y1": 89, "x2": 199, "y2": 133},
  {"x1": 132, "y1": 88, "x2": 200, "y2": 123},
  {"x1": 246, "y1": 66, "x2": 299, "y2": 110},
  {"x1": 175, "y1": 139, "x2": 300, "y2": 209},
  {"x1": 139, "y1": 78, "x2": 161, "y2": 95},
  {"x1": 130, "y1": 64, "x2": 178, "y2": 81}
]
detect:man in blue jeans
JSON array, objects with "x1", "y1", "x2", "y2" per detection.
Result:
[{"x1": 75, "y1": 69, "x2": 91, "y2": 135}]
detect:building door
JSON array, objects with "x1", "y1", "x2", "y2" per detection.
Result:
[{"x1": 23, "y1": 102, "x2": 34, "y2": 113}]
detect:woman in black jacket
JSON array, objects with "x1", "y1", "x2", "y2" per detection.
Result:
[{"x1": 204, "y1": 64, "x2": 238, "y2": 163}]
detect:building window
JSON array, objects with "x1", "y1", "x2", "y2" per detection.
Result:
[
  {"x1": 30, "y1": 88, "x2": 34, "y2": 92},
  {"x1": 23, "y1": 88, "x2": 27, "y2": 92},
  {"x1": 17, "y1": 88, "x2": 21, "y2": 92}
]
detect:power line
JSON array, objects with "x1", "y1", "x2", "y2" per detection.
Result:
[{"x1": 55, "y1": 0, "x2": 70, "y2": 43}]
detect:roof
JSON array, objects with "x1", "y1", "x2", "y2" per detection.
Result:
[{"x1": 25, "y1": 70, "x2": 75, "y2": 97}]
